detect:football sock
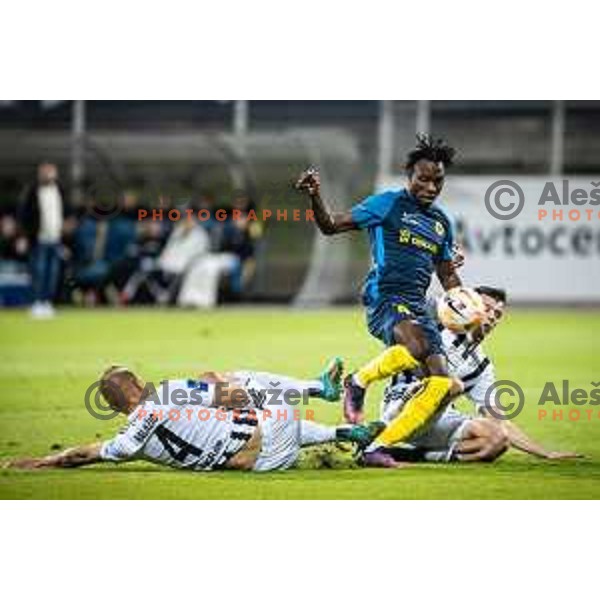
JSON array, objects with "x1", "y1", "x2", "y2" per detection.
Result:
[
  {"x1": 251, "y1": 372, "x2": 323, "y2": 397},
  {"x1": 369, "y1": 376, "x2": 453, "y2": 448},
  {"x1": 299, "y1": 421, "x2": 336, "y2": 446},
  {"x1": 354, "y1": 345, "x2": 419, "y2": 388},
  {"x1": 281, "y1": 377, "x2": 323, "y2": 397},
  {"x1": 423, "y1": 450, "x2": 452, "y2": 463}
]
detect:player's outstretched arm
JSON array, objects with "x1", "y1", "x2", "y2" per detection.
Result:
[
  {"x1": 488, "y1": 416, "x2": 583, "y2": 460},
  {"x1": 8, "y1": 443, "x2": 103, "y2": 469},
  {"x1": 294, "y1": 167, "x2": 357, "y2": 235},
  {"x1": 469, "y1": 373, "x2": 582, "y2": 460}
]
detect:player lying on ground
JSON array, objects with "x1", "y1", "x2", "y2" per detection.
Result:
[
  {"x1": 360, "y1": 286, "x2": 582, "y2": 466},
  {"x1": 296, "y1": 134, "x2": 465, "y2": 466},
  {"x1": 8, "y1": 363, "x2": 382, "y2": 472},
  {"x1": 182, "y1": 356, "x2": 345, "y2": 407},
  {"x1": 377, "y1": 380, "x2": 510, "y2": 464}
]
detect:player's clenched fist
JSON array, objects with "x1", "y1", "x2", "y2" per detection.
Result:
[{"x1": 295, "y1": 167, "x2": 321, "y2": 197}]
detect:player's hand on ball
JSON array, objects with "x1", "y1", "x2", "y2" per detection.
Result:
[
  {"x1": 452, "y1": 243, "x2": 465, "y2": 269},
  {"x1": 295, "y1": 167, "x2": 321, "y2": 197}
]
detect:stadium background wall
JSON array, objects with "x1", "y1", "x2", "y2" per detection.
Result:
[{"x1": 1, "y1": 101, "x2": 599, "y2": 303}]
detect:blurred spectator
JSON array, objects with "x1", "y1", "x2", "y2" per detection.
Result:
[
  {"x1": 113, "y1": 219, "x2": 171, "y2": 305},
  {"x1": 7, "y1": 182, "x2": 265, "y2": 310},
  {"x1": 219, "y1": 192, "x2": 263, "y2": 298},
  {"x1": 0, "y1": 213, "x2": 30, "y2": 306},
  {"x1": 69, "y1": 193, "x2": 138, "y2": 306},
  {"x1": 17, "y1": 163, "x2": 71, "y2": 318},
  {"x1": 137, "y1": 214, "x2": 236, "y2": 309},
  {"x1": 121, "y1": 191, "x2": 141, "y2": 219},
  {"x1": 195, "y1": 192, "x2": 219, "y2": 234},
  {"x1": 0, "y1": 214, "x2": 26, "y2": 262},
  {"x1": 158, "y1": 219, "x2": 216, "y2": 307},
  {"x1": 170, "y1": 192, "x2": 263, "y2": 307}
]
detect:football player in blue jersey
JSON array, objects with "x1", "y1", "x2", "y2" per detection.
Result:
[{"x1": 295, "y1": 134, "x2": 465, "y2": 466}]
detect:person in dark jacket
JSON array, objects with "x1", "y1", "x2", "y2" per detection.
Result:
[{"x1": 17, "y1": 162, "x2": 70, "y2": 318}]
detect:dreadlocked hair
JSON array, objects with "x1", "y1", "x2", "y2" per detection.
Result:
[{"x1": 405, "y1": 133, "x2": 457, "y2": 174}]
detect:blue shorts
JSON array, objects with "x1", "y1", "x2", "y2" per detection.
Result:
[{"x1": 365, "y1": 296, "x2": 443, "y2": 355}]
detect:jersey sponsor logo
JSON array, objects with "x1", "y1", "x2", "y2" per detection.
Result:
[
  {"x1": 411, "y1": 235, "x2": 438, "y2": 254},
  {"x1": 115, "y1": 412, "x2": 156, "y2": 441},
  {"x1": 398, "y1": 228, "x2": 439, "y2": 255},
  {"x1": 132, "y1": 413, "x2": 158, "y2": 443},
  {"x1": 186, "y1": 379, "x2": 209, "y2": 392}
]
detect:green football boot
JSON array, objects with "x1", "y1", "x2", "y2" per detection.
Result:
[
  {"x1": 336, "y1": 421, "x2": 387, "y2": 450},
  {"x1": 316, "y1": 356, "x2": 344, "y2": 402}
]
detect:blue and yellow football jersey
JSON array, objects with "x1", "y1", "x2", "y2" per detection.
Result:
[{"x1": 351, "y1": 187, "x2": 455, "y2": 312}]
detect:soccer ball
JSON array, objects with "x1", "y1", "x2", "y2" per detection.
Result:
[{"x1": 437, "y1": 287, "x2": 487, "y2": 333}]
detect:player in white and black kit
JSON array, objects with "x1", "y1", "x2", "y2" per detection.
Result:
[
  {"x1": 369, "y1": 286, "x2": 581, "y2": 466},
  {"x1": 10, "y1": 361, "x2": 382, "y2": 472}
]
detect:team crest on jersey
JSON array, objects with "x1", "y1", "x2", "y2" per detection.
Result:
[
  {"x1": 399, "y1": 228, "x2": 411, "y2": 243},
  {"x1": 395, "y1": 303, "x2": 412, "y2": 316},
  {"x1": 434, "y1": 221, "x2": 445, "y2": 237}
]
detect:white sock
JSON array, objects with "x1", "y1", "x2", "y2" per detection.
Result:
[
  {"x1": 299, "y1": 421, "x2": 336, "y2": 447},
  {"x1": 364, "y1": 441, "x2": 383, "y2": 453},
  {"x1": 248, "y1": 371, "x2": 322, "y2": 396},
  {"x1": 423, "y1": 450, "x2": 451, "y2": 463},
  {"x1": 279, "y1": 377, "x2": 322, "y2": 395}
]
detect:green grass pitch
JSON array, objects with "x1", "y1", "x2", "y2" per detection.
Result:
[{"x1": 1, "y1": 307, "x2": 599, "y2": 499}]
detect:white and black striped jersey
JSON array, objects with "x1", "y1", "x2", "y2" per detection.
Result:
[
  {"x1": 100, "y1": 380, "x2": 258, "y2": 471},
  {"x1": 440, "y1": 326, "x2": 496, "y2": 412},
  {"x1": 390, "y1": 325, "x2": 497, "y2": 414}
]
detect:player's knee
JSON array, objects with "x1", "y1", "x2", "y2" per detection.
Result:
[
  {"x1": 482, "y1": 425, "x2": 509, "y2": 462},
  {"x1": 393, "y1": 325, "x2": 425, "y2": 360},
  {"x1": 424, "y1": 353, "x2": 449, "y2": 377},
  {"x1": 449, "y1": 377, "x2": 464, "y2": 398},
  {"x1": 490, "y1": 421, "x2": 508, "y2": 446},
  {"x1": 405, "y1": 338, "x2": 428, "y2": 362},
  {"x1": 494, "y1": 427, "x2": 510, "y2": 454}
]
